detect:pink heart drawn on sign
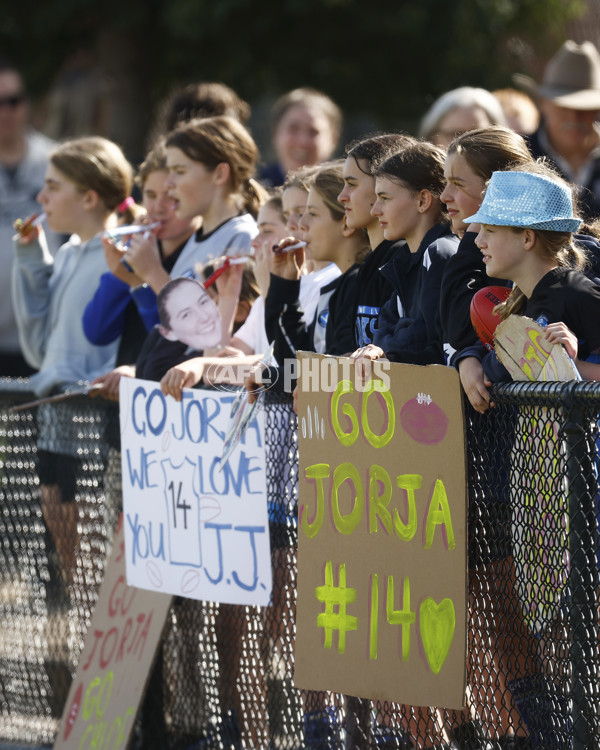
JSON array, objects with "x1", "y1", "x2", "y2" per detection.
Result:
[{"x1": 419, "y1": 597, "x2": 455, "y2": 674}]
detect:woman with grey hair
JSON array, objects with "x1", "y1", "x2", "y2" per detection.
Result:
[{"x1": 419, "y1": 86, "x2": 507, "y2": 147}]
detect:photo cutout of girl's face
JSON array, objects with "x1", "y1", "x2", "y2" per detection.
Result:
[{"x1": 159, "y1": 278, "x2": 221, "y2": 351}]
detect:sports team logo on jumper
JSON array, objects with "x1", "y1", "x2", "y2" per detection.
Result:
[{"x1": 355, "y1": 305, "x2": 381, "y2": 347}]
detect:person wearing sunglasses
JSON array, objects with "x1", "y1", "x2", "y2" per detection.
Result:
[{"x1": 0, "y1": 57, "x2": 59, "y2": 376}]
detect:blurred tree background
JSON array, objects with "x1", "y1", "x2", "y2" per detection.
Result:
[{"x1": 0, "y1": 0, "x2": 591, "y2": 162}]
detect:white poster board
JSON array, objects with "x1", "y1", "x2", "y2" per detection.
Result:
[{"x1": 119, "y1": 378, "x2": 272, "y2": 606}]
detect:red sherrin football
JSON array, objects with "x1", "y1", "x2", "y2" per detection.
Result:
[{"x1": 469, "y1": 286, "x2": 511, "y2": 350}]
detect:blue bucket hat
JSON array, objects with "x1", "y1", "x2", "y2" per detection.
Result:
[{"x1": 464, "y1": 170, "x2": 582, "y2": 232}]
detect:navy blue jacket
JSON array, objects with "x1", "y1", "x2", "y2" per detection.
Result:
[
  {"x1": 373, "y1": 223, "x2": 459, "y2": 364},
  {"x1": 352, "y1": 239, "x2": 406, "y2": 348}
]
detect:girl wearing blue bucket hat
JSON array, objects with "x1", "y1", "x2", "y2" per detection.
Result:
[
  {"x1": 444, "y1": 154, "x2": 600, "y2": 749},
  {"x1": 467, "y1": 164, "x2": 600, "y2": 381}
]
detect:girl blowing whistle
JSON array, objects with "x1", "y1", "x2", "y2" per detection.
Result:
[{"x1": 12, "y1": 136, "x2": 133, "y2": 594}]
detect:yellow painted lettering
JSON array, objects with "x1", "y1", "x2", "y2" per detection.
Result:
[
  {"x1": 370, "y1": 573, "x2": 379, "y2": 660},
  {"x1": 362, "y1": 381, "x2": 395, "y2": 448},
  {"x1": 331, "y1": 380, "x2": 359, "y2": 446},
  {"x1": 79, "y1": 725, "x2": 93, "y2": 749},
  {"x1": 302, "y1": 463, "x2": 330, "y2": 538},
  {"x1": 394, "y1": 474, "x2": 421, "y2": 541},
  {"x1": 368, "y1": 465, "x2": 393, "y2": 535},
  {"x1": 425, "y1": 479, "x2": 455, "y2": 550},
  {"x1": 332, "y1": 463, "x2": 363, "y2": 535},
  {"x1": 386, "y1": 575, "x2": 415, "y2": 662},
  {"x1": 315, "y1": 560, "x2": 358, "y2": 653},
  {"x1": 82, "y1": 677, "x2": 101, "y2": 721}
]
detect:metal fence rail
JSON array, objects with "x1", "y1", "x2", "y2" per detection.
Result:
[{"x1": 0, "y1": 379, "x2": 599, "y2": 750}]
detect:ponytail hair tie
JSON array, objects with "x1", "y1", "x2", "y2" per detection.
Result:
[{"x1": 118, "y1": 196, "x2": 135, "y2": 213}]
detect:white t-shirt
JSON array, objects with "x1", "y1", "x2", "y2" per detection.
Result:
[{"x1": 235, "y1": 295, "x2": 269, "y2": 356}]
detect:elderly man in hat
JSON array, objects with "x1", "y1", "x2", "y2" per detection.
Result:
[{"x1": 516, "y1": 40, "x2": 600, "y2": 221}]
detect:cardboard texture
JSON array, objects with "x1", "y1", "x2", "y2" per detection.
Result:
[
  {"x1": 294, "y1": 354, "x2": 467, "y2": 709},
  {"x1": 55, "y1": 520, "x2": 173, "y2": 748},
  {"x1": 495, "y1": 316, "x2": 579, "y2": 381},
  {"x1": 119, "y1": 377, "x2": 272, "y2": 606}
]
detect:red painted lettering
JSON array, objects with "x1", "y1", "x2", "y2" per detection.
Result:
[
  {"x1": 108, "y1": 575, "x2": 136, "y2": 618},
  {"x1": 126, "y1": 613, "x2": 146, "y2": 655},
  {"x1": 99, "y1": 627, "x2": 118, "y2": 669},
  {"x1": 116, "y1": 618, "x2": 133, "y2": 663},
  {"x1": 83, "y1": 630, "x2": 103, "y2": 671},
  {"x1": 133, "y1": 610, "x2": 153, "y2": 662}
]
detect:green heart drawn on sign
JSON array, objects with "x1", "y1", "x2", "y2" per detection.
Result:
[{"x1": 419, "y1": 597, "x2": 455, "y2": 674}]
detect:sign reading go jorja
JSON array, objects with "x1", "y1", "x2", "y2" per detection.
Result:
[{"x1": 294, "y1": 354, "x2": 467, "y2": 709}]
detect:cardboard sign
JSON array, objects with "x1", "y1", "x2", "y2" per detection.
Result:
[
  {"x1": 510, "y1": 407, "x2": 568, "y2": 633},
  {"x1": 294, "y1": 354, "x2": 467, "y2": 709},
  {"x1": 119, "y1": 378, "x2": 272, "y2": 606},
  {"x1": 55, "y1": 520, "x2": 172, "y2": 748},
  {"x1": 490, "y1": 318, "x2": 575, "y2": 631},
  {"x1": 495, "y1": 316, "x2": 579, "y2": 381}
]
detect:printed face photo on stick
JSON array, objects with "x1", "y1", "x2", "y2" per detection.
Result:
[{"x1": 158, "y1": 277, "x2": 221, "y2": 350}]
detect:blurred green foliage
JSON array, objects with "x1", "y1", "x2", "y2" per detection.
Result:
[{"x1": 1, "y1": 0, "x2": 586, "y2": 131}]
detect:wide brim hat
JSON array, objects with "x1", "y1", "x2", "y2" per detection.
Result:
[
  {"x1": 513, "y1": 40, "x2": 600, "y2": 110},
  {"x1": 465, "y1": 170, "x2": 583, "y2": 232}
]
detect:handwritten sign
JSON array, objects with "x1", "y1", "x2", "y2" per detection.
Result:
[
  {"x1": 494, "y1": 317, "x2": 574, "y2": 630},
  {"x1": 511, "y1": 408, "x2": 568, "y2": 633},
  {"x1": 294, "y1": 355, "x2": 467, "y2": 709},
  {"x1": 55, "y1": 519, "x2": 172, "y2": 748},
  {"x1": 495, "y1": 316, "x2": 579, "y2": 382},
  {"x1": 119, "y1": 378, "x2": 272, "y2": 606}
]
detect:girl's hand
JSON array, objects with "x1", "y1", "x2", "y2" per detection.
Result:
[
  {"x1": 214, "y1": 256, "x2": 244, "y2": 300},
  {"x1": 544, "y1": 322, "x2": 578, "y2": 360},
  {"x1": 349, "y1": 344, "x2": 385, "y2": 382},
  {"x1": 101, "y1": 235, "x2": 143, "y2": 285},
  {"x1": 245, "y1": 363, "x2": 268, "y2": 404},
  {"x1": 161, "y1": 359, "x2": 205, "y2": 402},
  {"x1": 458, "y1": 356, "x2": 493, "y2": 413},
  {"x1": 14, "y1": 213, "x2": 42, "y2": 245},
  {"x1": 271, "y1": 237, "x2": 304, "y2": 280},
  {"x1": 91, "y1": 365, "x2": 135, "y2": 401},
  {"x1": 253, "y1": 240, "x2": 273, "y2": 297},
  {"x1": 124, "y1": 232, "x2": 162, "y2": 280},
  {"x1": 213, "y1": 344, "x2": 247, "y2": 358}
]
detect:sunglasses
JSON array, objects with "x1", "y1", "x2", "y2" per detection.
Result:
[{"x1": 0, "y1": 93, "x2": 26, "y2": 108}]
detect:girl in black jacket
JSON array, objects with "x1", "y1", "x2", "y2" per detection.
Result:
[{"x1": 350, "y1": 141, "x2": 459, "y2": 376}]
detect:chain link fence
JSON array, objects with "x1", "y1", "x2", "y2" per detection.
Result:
[{"x1": 0, "y1": 378, "x2": 599, "y2": 749}]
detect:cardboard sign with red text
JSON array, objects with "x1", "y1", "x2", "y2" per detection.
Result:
[
  {"x1": 294, "y1": 354, "x2": 467, "y2": 709},
  {"x1": 55, "y1": 519, "x2": 172, "y2": 748}
]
